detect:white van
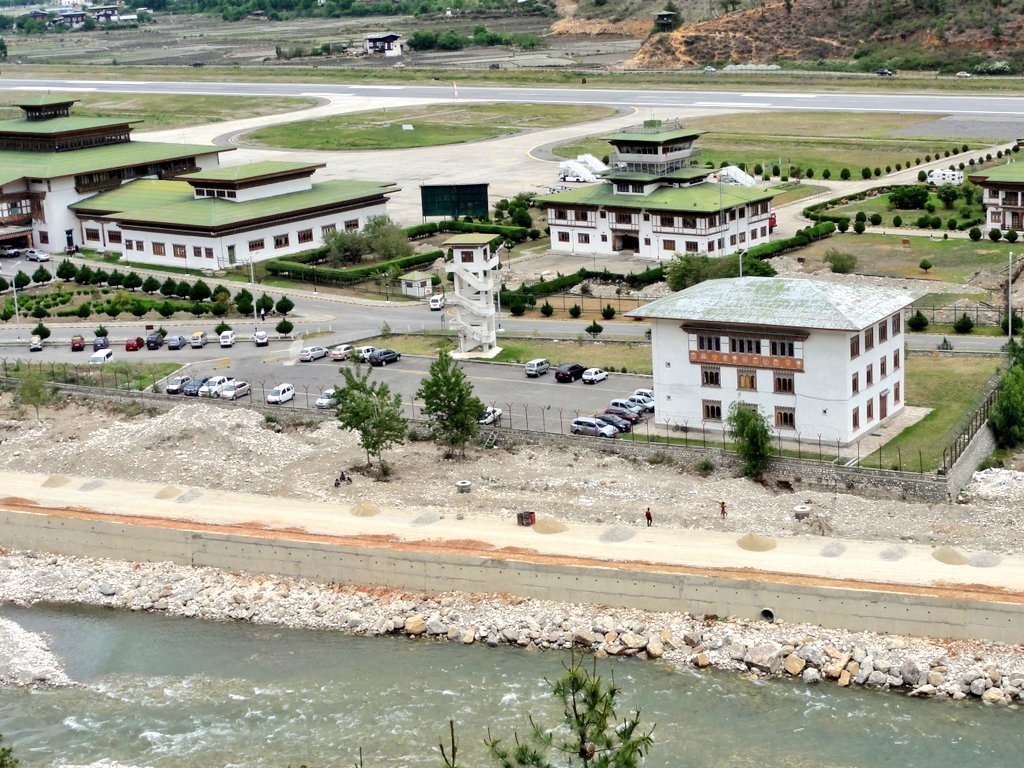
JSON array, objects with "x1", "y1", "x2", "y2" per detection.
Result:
[
  {"x1": 89, "y1": 349, "x2": 113, "y2": 365},
  {"x1": 190, "y1": 331, "x2": 208, "y2": 348},
  {"x1": 524, "y1": 358, "x2": 550, "y2": 378},
  {"x1": 357, "y1": 345, "x2": 377, "y2": 363},
  {"x1": 219, "y1": 330, "x2": 236, "y2": 348},
  {"x1": 429, "y1": 294, "x2": 446, "y2": 311}
]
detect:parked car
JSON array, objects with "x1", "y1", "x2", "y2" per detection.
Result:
[
  {"x1": 198, "y1": 375, "x2": 233, "y2": 397},
  {"x1": 146, "y1": 332, "x2": 164, "y2": 350},
  {"x1": 166, "y1": 334, "x2": 187, "y2": 350},
  {"x1": 221, "y1": 380, "x2": 251, "y2": 401},
  {"x1": 22, "y1": 249, "x2": 49, "y2": 262},
  {"x1": 604, "y1": 406, "x2": 642, "y2": 424},
  {"x1": 0, "y1": 246, "x2": 20, "y2": 258},
  {"x1": 92, "y1": 336, "x2": 110, "y2": 351},
  {"x1": 29, "y1": 335, "x2": 43, "y2": 351},
  {"x1": 633, "y1": 388, "x2": 655, "y2": 401},
  {"x1": 253, "y1": 330, "x2": 270, "y2": 347},
  {"x1": 183, "y1": 376, "x2": 210, "y2": 397},
  {"x1": 478, "y1": 406, "x2": 503, "y2": 425},
  {"x1": 429, "y1": 294, "x2": 446, "y2": 310},
  {"x1": 524, "y1": 358, "x2": 551, "y2": 378},
  {"x1": 554, "y1": 363, "x2": 586, "y2": 382},
  {"x1": 594, "y1": 412, "x2": 631, "y2": 433},
  {"x1": 608, "y1": 399, "x2": 646, "y2": 418},
  {"x1": 331, "y1": 344, "x2": 354, "y2": 361},
  {"x1": 89, "y1": 349, "x2": 114, "y2": 365},
  {"x1": 219, "y1": 330, "x2": 236, "y2": 348},
  {"x1": 582, "y1": 368, "x2": 608, "y2": 384},
  {"x1": 876, "y1": 68, "x2": 894, "y2": 77},
  {"x1": 315, "y1": 388, "x2": 338, "y2": 409},
  {"x1": 165, "y1": 375, "x2": 193, "y2": 395},
  {"x1": 357, "y1": 345, "x2": 377, "y2": 363},
  {"x1": 627, "y1": 394, "x2": 655, "y2": 413},
  {"x1": 369, "y1": 348, "x2": 401, "y2": 366},
  {"x1": 190, "y1": 331, "x2": 208, "y2": 348},
  {"x1": 299, "y1": 345, "x2": 329, "y2": 362},
  {"x1": 70, "y1": 334, "x2": 86, "y2": 351},
  {"x1": 956, "y1": 71, "x2": 972, "y2": 78},
  {"x1": 703, "y1": 65, "x2": 717, "y2": 74},
  {"x1": 125, "y1": 336, "x2": 145, "y2": 351},
  {"x1": 570, "y1": 416, "x2": 617, "y2": 438},
  {"x1": 267, "y1": 383, "x2": 295, "y2": 404}
]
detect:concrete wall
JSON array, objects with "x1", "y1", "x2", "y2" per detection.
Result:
[
  {"x1": 1, "y1": 509, "x2": 1020, "y2": 643},
  {"x1": 946, "y1": 425, "x2": 997, "y2": 499}
]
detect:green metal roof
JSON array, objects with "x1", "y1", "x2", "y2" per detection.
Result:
[
  {"x1": 178, "y1": 161, "x2": 324, "y2": 183},
  {"x1": 0, "y1": 141, "x2": 225, "y2": 186},
  {"x1": 99, "y1": 179, "x2": 396, "y2": 231},
  {"x1": 967, "y1": 163, "x2": 1024, "y2": 184},
  {"x1": 70, "y1": 180, "x2": 195, "y2": 214},
  {"x1": 537, "y1": 181, "x2": 774, "y2": 214},
  {"x1": 13, "y1": 95, "x2": 78, "y2": 108},
  {"x1": 602, "y1": 128, "x2": 706, "y2": 144},
  {"x1": 442, "y1": 233, "x2": 500, "y2": 246},
  {"x1": 401, "y1": 270, "x2": 434, "y2": 281},
  {"x1": 0, "y1": 116, "x2": 138, "y2": 134}
]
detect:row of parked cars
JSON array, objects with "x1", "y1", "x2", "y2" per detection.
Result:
[
  {"x1": 570, "y1": 389, "x2": 655, "y2": 438},
  {"x1": 0, "y1": 245, "x2": 50, "y2": 261},
  {"x1": 50, "y1": 329, "x2": 271, "y2": 355},
  {"x1": 524, "y1": 358, "x2": 610, "y2": 384},
  {"x1": 299, "y1": 344, "x2": 400, "y2": 366},
  {"x1": 166, "y1": 374, "x2": 295, "y2": 404}
]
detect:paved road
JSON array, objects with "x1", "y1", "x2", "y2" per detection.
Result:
[{"x1": 5, "y1": 79, "x2": 1024, "y2": 116}]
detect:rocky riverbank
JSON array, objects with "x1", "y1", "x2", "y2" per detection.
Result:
[{"x1": 2, "y1": 549, "x2": 1022, "y2": 708}]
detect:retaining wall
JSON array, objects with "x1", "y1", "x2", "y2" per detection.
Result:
[
  {"x1": 946, "y1": 425, "x2": 997, "y2": 499},
  {"x1": 2, "y1": 509, "x2": 1020, "y2": 644}
]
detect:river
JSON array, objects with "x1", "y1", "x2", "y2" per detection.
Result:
[{"x1": 0, "y1": 604, "x2": 1019, "y2": 767}]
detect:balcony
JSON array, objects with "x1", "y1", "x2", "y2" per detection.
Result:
[{"x1": 689, "y1": 349, "x2": 804, "y2": 372}]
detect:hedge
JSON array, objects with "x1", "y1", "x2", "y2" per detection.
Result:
[
  {"x1": 264, "y1": 250, "x2": 443, "y2": 285},
  {"x1": 436, "y1": 220, "x2": 529, "y2": 242},
  {"x1": 747, "y1": 222, "x2": 836, "y2": 260},
  {"x1": 501, "y1": 265, "x2": 665, "y2": 299}
]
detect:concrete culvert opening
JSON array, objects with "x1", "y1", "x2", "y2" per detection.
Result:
[{"x1": 760, "y1": 608, "x2": 776, "y2": 623}]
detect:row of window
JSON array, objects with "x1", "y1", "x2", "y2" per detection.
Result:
[
  {"x1": 850, "y1": 314, "x2": 902, "y2": 358},
  {"x1": 851, "y1": 384, "x2": 901, "y2": 430},
  {"x1": 551, "y1": 207, "x2": 768, "y2": 227},
  {"x1": 697, "y1": 335, "x2": 798, "y2": 358},
  {"x1": 851, "y1": 350, "x2": 900, "y2": 394},
  {"x1": 195, "y1": 188, "x2": 238, "y2": 199},
  {"x1": 701, "y1": 400, "x2": 796, "y2": 428},
  {"x1": 553, "y1": 229, "x2": 767, "y2": 253},
  {"x1": 701, "y1": 366, "x2": 795, "y2": 393}
]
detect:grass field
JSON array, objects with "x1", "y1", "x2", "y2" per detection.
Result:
[
  {"x1": 863, "y1": 354, "x2": 1002, "y2": 471},
  {"x1": 795, "y1": 233, "x2": 1014, "y2": 283},
  {"x1": 1, "y1": 359, "x2": 181, "y2": 391},
  {"x1": 244, "y1": 103, "x2": 618, "y2": 150},
  {"x1": 829, "y1": 191, "x2": 984, "y2": 229},
  {"x1": 0, "y1": 92, "x2": 315, "y2": 132},
  {"x1": 551, "y1": 111, "x2": 1004, "y2": 179},
  {"x1": 768, "y1": 183, "x2": 831, "y2": 206}
]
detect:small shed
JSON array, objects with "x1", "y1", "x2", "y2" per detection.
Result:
[
  {"x1": 400, "y1": 270, "x2": 433, "y2": 299},
  {"x1": 654, "y1": 10, "x2": 677, "y2": 31},
  {"x1": 364, "y1": 32, "x2": 403, "y2": 57}
]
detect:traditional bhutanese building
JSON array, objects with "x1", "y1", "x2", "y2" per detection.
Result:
[{"x1": 968, "y1": 163, "x2": 1024, "y2": 234}]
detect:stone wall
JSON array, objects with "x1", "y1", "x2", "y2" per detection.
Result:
[{"x1": 946, "y1": 426, "x2": 997, "y2": 499}]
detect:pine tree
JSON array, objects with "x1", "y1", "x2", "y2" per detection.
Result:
[
  {"x1": 416, "y1": 349, "x2": 483, "y2": 458},
  {"x1": 335, "y1": 365, "x2": 407, "y2": 475}
]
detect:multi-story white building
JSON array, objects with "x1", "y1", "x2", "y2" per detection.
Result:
[
  {"x1": 537, "y1": 120, "x2": 775, "y2": 262},
  {"x1": 443, "y1": 233, "x2": 499, "y2": 355},
  {"x1": 628, "y1": 278, "x2": 914, "y2": 446},
  {"x1": 969, "y1": 163, "x2": 1024, "y2": 233}
]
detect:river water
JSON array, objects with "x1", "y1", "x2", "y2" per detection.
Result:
[{"x1": 0, "y1": 603, "x2": 1019, "y2": 767}]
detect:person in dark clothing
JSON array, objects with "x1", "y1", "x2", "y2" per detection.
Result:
[{"x1": 645, "y1": 507, "x2": 653, "y2": 527}]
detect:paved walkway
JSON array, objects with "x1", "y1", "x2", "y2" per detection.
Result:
[{"x1": 2, "y1": 470, "x2": 1020, "y2": 598}]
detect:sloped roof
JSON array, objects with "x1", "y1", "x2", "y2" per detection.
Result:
[
  {"x1": 442, "y1": 233, "x2": 499, "y2": 246},
  {"x1": 536, "y1": 181, "x2": 772, "y2": 213},
  {"x1": 178, "y1": 161, "x2": 324, "y2": 183},
  {"x1": 0, "y1": 116, "x2": 138, "y2": 135},
  {"x1": 968, "y1": 163, "x2": 1024, "y2": 184},
  {"x1": 70, "y1": 180, "x2": 194, "y2": 214},
  {"x1": 628, "y1": 277, "x2": 915, "y2": 331}
]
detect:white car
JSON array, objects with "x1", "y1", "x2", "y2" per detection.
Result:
[
  {"x1": 331, "y1": 344, "x2": 354, "y2": 361},
  {"x1": 199, "y1": 375, "x2": 233, "y2": 397},
  {"x1": 315, "y1": 388, "x2": 338, "y2": 409},
  {"x1": 357, "y1": 345, "x2": 377, "y2": 363},
  {"x1": 633, "y1": 388, "x2": 654, "y2": 401},
  {"x1": 299, "y1": 345, "x2": 328, "y2": 362},
  {"x1": 89, "y1": 349, "x2": 113, "y2": 365},
  {"x1": 267, "y1": 383, "x2": 295, "y2": 404},
  {"x1": 429, "y1": 294, "x2": 446, "y2": 310},
  {"x1": 478, "y1": 406, "x2": 503, "y2": 425},
  {"x1": 627, "y1": 394, "x2": 655, "y2": 413},
  {"x1": 219, "y1": 330, "x2": 236, "y2": 347},
  {"x1": 221, "y1": 380, "x2": 251, "y2": 400},
  {"x1": 582, "y1": 368, "x2": 608, "y2": 384},
  {"x1": 253, "y1": 330, "x2": 270, "y2": 347},
  {"x1": 22, "y1": 249, "x2": 49, "y2": 262},
  {"x1": 956, "y1": 71, "x2": 972, "y2": 78}
]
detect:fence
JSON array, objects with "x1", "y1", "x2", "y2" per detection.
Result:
[{"x1": 941, "y1": 373, "x2": 1002, "y2": 472}]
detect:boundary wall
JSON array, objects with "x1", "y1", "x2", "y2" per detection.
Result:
[{"x1": 2, "y1": 509, "x2": 1021, "y2": 644}]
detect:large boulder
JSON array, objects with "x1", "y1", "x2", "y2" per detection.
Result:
[
  {"x1": 745, "y1": 643, "x2": 785, "y2": 675},
  {"x1": 406, "y1": 615, "x2": 427, "y2": 635},
  {"x1": 783, "y1": 654, "x2": 806, "y2": 676},
  {"x1": 900, "y1": 659, "x2": 928, "y2": 687}
]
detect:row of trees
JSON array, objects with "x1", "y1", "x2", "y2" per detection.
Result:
[
  {"x1": 323, "y1": 215, "x2": 412, "y2": 269},
  {"x1": 991, "y1": 341, "x2": 1024, "y2": 449},
  {"x1": 407, "y1": 26, "x2": 541, "y2": 51}
]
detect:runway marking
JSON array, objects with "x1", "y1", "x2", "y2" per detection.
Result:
[
  {"x1": 13, "y1": 86, "x2": 96, "y2": 92},
  {"x1": 741, "y1": 93, "x2": 812, "y2": 98},
  {"x1": 346, "y1": 85, "x2": 406, "y2": 90},
  {"x1": 300, "y1": 92, "x2": 355, "y2": 98},
  {"x1": 692, "y1": 101, "x2": 771, "y2": 108}
]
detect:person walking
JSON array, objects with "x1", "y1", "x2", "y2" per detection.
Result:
[
  {"x1": 720, "y1": 500, "x2": 727, "y2": 519},
  {"x1": 645, "y1": 507, "x2": 653, "y2": 527}
]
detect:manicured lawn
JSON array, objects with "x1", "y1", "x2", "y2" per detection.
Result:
[
  {"x1": 795, "y1": 233, "x2": 1014, "y2": 283},
  {"x1": 863, "y1": 355, "x2": 1002, "y2": 471},
  {"x1": 244, "y1": 103, "x2": 618, "y2": 150},
  {"x1": 769, "y1": 183, "x2": 831, "y2": 206},
  {"x1": 0, "y1": 93, "x2": 314, "y2": 132},
  {"x1": 829, "y1": 190, "x2": 984, "y2": 229}
]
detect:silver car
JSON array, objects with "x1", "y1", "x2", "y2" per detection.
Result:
[
  {"x1": 315, "y1": 388, "x2": 338, "y2": 409},
  {"x1": 221, "y1": 380, "x2": 251, "y2": 400},
  {"x1": 22, "y1": 249, "x2": 50, "y2": 262},
  {"x1": 570, "y1": 417, "x2": 617, "y2": 438}
]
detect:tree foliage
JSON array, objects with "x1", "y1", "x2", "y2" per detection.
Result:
[
  {"x1": 335, "y1": 365, "x2": 407, "y2": 473},
  {"x1": 990, "y1": 364, "x2": 1024, "y2": 448},
  {"x1": 0, "y1": 732, "x2": 17, "y2": 768},
  {"x1": 887, "y1": 185, "x2": 930, "y2": 210},
  {"x1": 726, "y1": 402, "x2": 772, "y2": 478},
  {"x1": 823, "y1": 248, "x2": 857, "y2": 274},
  {"x1": 484, "y1": 653, "x2": 655, "y2": 768},
  {"x1": 415, "y1": 349, "x2": 482, "y2": 458},
  {"x1": 665, "y1": 252, "x2": 775, "y2": 291},
  {"x1": 936, "y1": 183, "x2": 960, "y2": 209},
  {"x1": 17, "y1": 378, "x2": 54, "y2": 422}
]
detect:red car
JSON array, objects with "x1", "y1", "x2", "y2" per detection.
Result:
[{"x1": 125, "y1": 336, "x2": 145, "y2": 351}]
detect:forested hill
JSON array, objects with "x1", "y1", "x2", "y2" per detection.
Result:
[{"x1": 159, "y1": 0, "x2": 552, "y2": 22}]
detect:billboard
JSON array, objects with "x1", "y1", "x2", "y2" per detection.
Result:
[{"x1": 420, "y1": 184, "x2": 489, "y2": 218}]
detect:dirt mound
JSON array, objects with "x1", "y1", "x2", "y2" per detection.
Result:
[
  {"x1": 533, "y1": 518, "x2": 569, "y2": 534},
  {"x1": 41, "y1": 475, "x2": 70, "y2": 488},
  {"x1": 737, "y1": 533, "x2": 776, "y2": 552},
  {"x1": 932, "y1": 546, "x2": 969, "y2": 565},
  {"x1": 155, "y1": 486, "x2": 182, "y2": 500},
  {"x1": 353, "y1": 501, "x2": 381, "y2": 518}
]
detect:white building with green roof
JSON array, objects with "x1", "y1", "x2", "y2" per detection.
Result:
[
  {"x1": 628, "y1": 278, "x2": 914, "y2": 446},
  {"x1": 968, "y1": 163, "x2": 1024, "y2": 233},
  {"x1": 0, "y1": 95, "x2": 224, "y2": 253},
  {"x1": 71, "y1": 162, "x2": 397, "y2": 269},
  {"x1": 536, "y1": 120, "x2": 774, "y2": 262}
]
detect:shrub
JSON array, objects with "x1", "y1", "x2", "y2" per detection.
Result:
[
  {"x1": 32, "y1": 322, "x2": 50, "y2": 339},
  {"x1": 214, "y1": 321, "x2": 232, "y2": 335},
  {"x1": 822, "y1": 168, "x2": 831, "y2": 179},
  {"x1": 990, "y1": 228, "x2": 1003, "y2": 241},
  {"x1": 508, "y1": 295, "x2": 527, "y2": 316},
  {"x1": 837, "y1": 220, "x2": 850, "y2": 233},
  {"x1": 855, "y1": 211, "x2": 867, "y2": 223},
  {"x1": 1000, "y1": 313, "x2": 1024, "y2": 333},
  {"x1": 969, "y1": 227, "x2": 982, "y2": 241},
  {"x1": 889, "y1": 185, "x2": 929, "y2": 209},
  {"x1": 94, "y1": 324, "x2": 109, "y2": 337},
  {"x1": 885, "y1": 165, "x2": 892, "y2": 174},
  {"x1": 895, "y1": 163, "x2": 902, "y2": 171},
  {"x1": 924, "y1": 201, "x2": 936, "y2": 213},
  {"x1": 861, "y1": 167, "x2": 872, "y2": 179},
  {"x1": 694, "y1": 456, "x2": 715, "y2": 476},
  {"x1": 275, "y1": 319, "x2": 294, "y2": 335},
  {"x1": 806, "y1": 168, "x2": 814, "y2": 178},
  {"x1": 893, "y1": 215, "x2": 903, "y2": 227},
  {"x1": 873, "y1": 167, "x2": 882, "y2": 177},
  {"x1": 953, "y1": 313, "x2": 975, "y2": 334},
  {"x1": 907, "y1": 310, "x2": 929, "y2": 331},
  {"x1": 853, "y1": 220, "x2": 866, "y2": 234},
  {"x1": 916, "y1": 215, "x2": 932, "y2": 228},
  {"x1": 869, "y1": 213, "x2": 882, "y2": 226},
  {"x1": 840, "y1": 168, "x2": 850, "y2": 180},
  {"x1": 568, "y1": 304, "x2": 582, "y2": 318},
  {"x1": 772, "y1": 165, "x2": 780, "y2": 176},
  {"x1": 540, "y1": 301, "x2": 553, "y2": 317},
  {"x1": 947, "y1": 218, "x2": 958, "y2": 230},
  {"x1": 823, "y1": 248, "x2": 857, "y2": 273},
  {"x1": 601, "y1": 304, "x2": 616, "y2": 320},
  {"x1": 1007, "y1": 230, "x2": 1019, "y2": 243},
  {"x1": 753, "y1": 163, "x2": 763, "y2": 175},
  {"x1": 585, "y1": 321, "x2": 604, "y2": 337},
  {"x1": 917, "y1": 170, "x2": 928, "y2": 182},
  {"x1": 930, "y1": 216, "x2": 942, "y2": 229},
  {"x1": 919, "y1": 258, "x2": 932, "y2": 273}
]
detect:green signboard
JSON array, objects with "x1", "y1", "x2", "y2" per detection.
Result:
[{"x1": 420, "y1": 184, "x2": 489, "y2": 218}]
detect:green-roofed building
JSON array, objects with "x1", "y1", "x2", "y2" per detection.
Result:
[
  {"x1": 537, "y1": 119, "x2": 775, "y2": 262},
  {"x1": 0, "y1": 97, "x2": 225, "y2": 252},
  {"x1": 968, "y1": 162, "x2": 1024, "y2": 233}
]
